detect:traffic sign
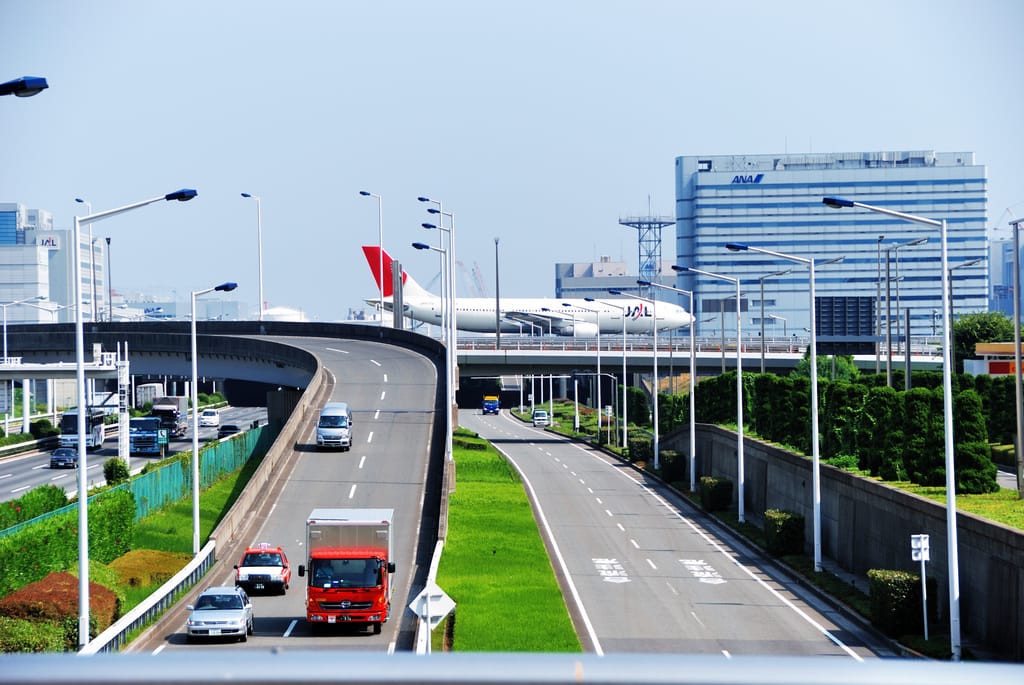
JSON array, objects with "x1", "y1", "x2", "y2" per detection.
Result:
[{"x1": 408, "y1": 581, "x2": 455, "y2": 631}]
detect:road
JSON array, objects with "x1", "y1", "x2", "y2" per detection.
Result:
[
  {"x1": 459, "y1": 409, "x2": 897, "y2": 658},
  {"x1": 0, "y1": 406, "x2": 268, "y2": 503},
  {"x1": 130, "y1": 336, "x2": 438, "y2": 654}
]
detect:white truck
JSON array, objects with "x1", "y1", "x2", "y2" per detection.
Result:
[
  {"x1": 297, "y1": 508, "x2": 395, "y2": 634},
  {"x1": 150, "y1": 396, "x2": 189, "y2": 438}
]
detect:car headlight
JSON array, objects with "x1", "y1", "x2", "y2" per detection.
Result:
[{"x1": 237, "y1": 572, "x2": 249, "y2": 581}]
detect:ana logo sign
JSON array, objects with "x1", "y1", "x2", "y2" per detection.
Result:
[{"x1": 731, "y1": 173, "x2": 764, "y2": 184}]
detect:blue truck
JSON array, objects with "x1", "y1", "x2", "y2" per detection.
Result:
[{"x1": 482, "y1": 395, "x2": 500, "y2": 415}]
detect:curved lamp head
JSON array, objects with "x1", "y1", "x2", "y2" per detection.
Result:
[
  {"x1": 166, "y1": 189, "x2": 198, "y2": 202},
  {"x1": 822, "y1": 196, "x2": 854, "y2": 209},
  {"x1": 584, "y1": 297, "x2": 595, "y2": 303},
  {"x1": 75, "y1": 197, "x2": 88, "y2": 205},
  {"x1": 670, "y1": 265, "x2": 689, "y2": 273},
  {"x1": 607, "y1": 289, "x2": 623, "y2": 296},
  {"x1": 359, "y1": 190, "x2": 371, "y2": 197},
  {"x1": 422, "y1": 222, "x2": 437, "y2": 230},
  {"x1": 412, "y1": 242, "x2": 430, "y2": 251},
  {"x1": 636, "y1": 279, "x2": 652, "y2": 287},
  {"x1": 214, "y1": 282, "x2": 238, "y2": 293},
  {"x1": 417, "y1": 197, "x2": 432, "y2": 203},
  {"x1": 725, "y1": 243, "x2": 748, "y2": 252},
  {"x1": 427, "y1": 208, "x2": 441, "y2": 215},
  {"x1": 0, "y1": 76, "x2": 48, "y2": 97}
]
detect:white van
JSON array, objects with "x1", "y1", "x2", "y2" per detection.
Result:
[{"x1": 316, "y1": 402, "x2": 352, "y2": 451}]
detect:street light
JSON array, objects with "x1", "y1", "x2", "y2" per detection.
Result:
[
  {"x1": 758, "y1": 268, "x2": 792, "y2": 373},
  {"x1": 359, "y1": 191, "x2": 385, "y2": 327},
  {"x1": 876, "y1": 235, "x2": 884, "y2": 374},
  {"x1": 824, "y1": 195, "x2": 961, "y2": 661},
  {"x1": 419, "y1": 196, "x2": 457, "y2": 361},
  {"x1": 105, "y1": 237, "x2": 112, "y2": 321},
  {"x1": 639, "y1": 280, "x2": 698, "y2": 493},
  {"x1": 1010, "y1": 219, "x2": 1024, "y2": 503},
  {"x1": 0, "y1": 76, "x2": 48, "y2": 97},
  {"x1": 588, "y1": 297, "x2": 628, "y2": 450},
  {"x1": 673, "y1": 266, "x2": 745, "y2": 522},
  {"x1": 1, "y1": 295, "x2": 45, "y2": 360},
  {"x1": 565, "y1": 302, "x2": 601, "y2": 441},
  {"x1": 610, "y1": 289, "x2": 661, "y2": 470},
  {"x1": 74, "y1": 198, "x2": 98, "y2": 322},
  {"x1": 947, "y1": 257, "x2": 983, "y2": 372},
  {"x1": 725, "y1": 243, "x2": 844, "y2": 571},
  {"x1": 767, "y1": 313, "x2": 787, "y2": 338},
  {"x1": 888, "y1": 237, "x2": 928, "y2": 361},
  {"x1": 414, "y1": 240, "x2": 453, "y2": 463},
  {"x1": 71, "y1": 188, "x2": 197, "y2": 647},
  {"x1": 191, "y1": 281, "x2": 237, "y2": 555},
  {"x1": 240, "y1": 194, "x2": 265, "y2": 322}
]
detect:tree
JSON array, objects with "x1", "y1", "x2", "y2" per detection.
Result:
[{"x1": 953, "y1": 311, "x2": 1016, "y2": 373}]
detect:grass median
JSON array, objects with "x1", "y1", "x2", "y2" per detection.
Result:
[{"x1": 433, "y1": 428, "x2": 581, "y2": 652}]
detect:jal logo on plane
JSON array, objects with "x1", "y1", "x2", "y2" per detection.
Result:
[
  {"x1": 731, "y1": 173, "x2": 764, "y2": 184},
  {"x1": 626, "y1": 305, "x2": 650, "y2": 320}
]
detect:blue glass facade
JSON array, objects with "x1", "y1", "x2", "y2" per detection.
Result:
[{"x1": 675, "y1": 151, "x2": 988, "y2": 344}]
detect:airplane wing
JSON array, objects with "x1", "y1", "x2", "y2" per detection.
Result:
[{"x1": 503, "y1": 310, "x2": 575, "y2": 335}]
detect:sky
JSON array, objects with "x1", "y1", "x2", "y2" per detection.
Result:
[{"x1": 1, "y1": 0, "x2": 1022, "y2": 322}]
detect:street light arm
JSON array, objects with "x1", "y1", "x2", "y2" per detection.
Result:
[
  {"x1": 78, "y1": 190, "x2": 198, "y2": 225},
  {"x1": 824, "y1": 196, "x2": 942, "y2": 228}
]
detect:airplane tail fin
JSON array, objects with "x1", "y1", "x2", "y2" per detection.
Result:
[{"x1": 361, "y1": 245, "x2": 432, "y2": 300}]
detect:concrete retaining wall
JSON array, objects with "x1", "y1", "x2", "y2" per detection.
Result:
[{"x1": 664, "y1": 424, "x2": 1024, "y2": 660}]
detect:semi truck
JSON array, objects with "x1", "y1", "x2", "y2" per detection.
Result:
[
  {"x1": 297, "y1": 508, "x2": 395, "y2": 634},
  {"x1": 128, "y1": 416, "x2": 166, "y2": 456},
  {"x1": 150, "y1": 396, "x2": 189, "y2": 438},
  {"x1": 482, "y1": 395, "x2": 500, "y2": 415}
]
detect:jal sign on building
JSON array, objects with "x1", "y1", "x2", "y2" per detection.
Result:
[{"x1": 35, "y1": 232, "x2": 61, "y2": 250}]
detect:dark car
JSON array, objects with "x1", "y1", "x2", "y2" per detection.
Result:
[
  {"x1": 49, "y1": 447, "x2": 78, "y2": 469},
  {"x1": 217, "y1": 424, "x2": 242, "y2": 439}
]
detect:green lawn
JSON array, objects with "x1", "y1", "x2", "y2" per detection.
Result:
[{"x1": 434, "y1": 430, "x2": 581, "y2": 652}]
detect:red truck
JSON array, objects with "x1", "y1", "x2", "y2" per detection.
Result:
[{"x1": 297, "y1": 508, "x2": 395, "y2": 634}]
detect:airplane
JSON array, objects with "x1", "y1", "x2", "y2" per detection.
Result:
[{"x1": 361, "y1": 245, "x2": 693, "y2": 336}]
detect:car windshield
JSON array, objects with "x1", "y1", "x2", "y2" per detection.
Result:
[
  {"x1": 311, "y1": 558, "x2": 380, "y2": 588},
  {"x1": 197, "y1": 594, "x2": 243, "y2": 610},
  {"x1": 319, "y1": 416, "x2": 348, "y2": 428},
  {"x1": 243, "y1": 552, "x2": 282, "y2": 567}
]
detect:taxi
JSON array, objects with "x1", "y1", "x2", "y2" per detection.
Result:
[{"x1": 234, "y1": 542, "x2": 291, "y2": 594}]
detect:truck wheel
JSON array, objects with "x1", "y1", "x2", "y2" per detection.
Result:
[{"x1": 372, "y1": 622, "x2": 382, "y2": 635}]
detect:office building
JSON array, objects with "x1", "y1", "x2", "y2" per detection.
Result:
[
  {"x1": 674, "y1": 151, "x2": 989, "y2": 348},
  {"x1": 555, "y1": 256, "x2": 675, "y2": 301},
  {"x1": 0, "y1": 203, "x2": 106, "y2": 323}
]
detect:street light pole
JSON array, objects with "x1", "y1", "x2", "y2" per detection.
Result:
[
  {"x1": 414, "y1": 240, "x2": 453, "y2": 463},
  {"x1": 674, "y1": 266, "x2": 744, "y2": 522},
  {"x1": 71, "y1": 188, "x2": 197, "y2": 648},
  {"x1": 590, "y1": 298, "x2": 628, "y2": 450},
  {"x1": 566, "y1": 302, "x2": 601, "y2": 440},
  {"x1": 824, "y1": 195, "x2": 961, "y2": 660},
  {"x1": 495, "y1": 238, "x2": 501, "y2": 349},
  {"x1": 1011, "y1": 218, "x2": 1024, "y2": 501},
  {"x1": 1, "y1": 295, "x2": 45, "y2": 361},
  {"x1": 105, "y1": 237, "x2": 112, "y2": 321},
  {"x1": 947, "y1": 258, "x2": 983, "y2": 374},
  {"x1": 74, "y1": 199, "x2": 96, "y2": 322},
  {"x1": 191, "y1": 281, "x2": 237, "y2": 555},
  {"x1": 641, "y1": 280, "x2": 698, "y2": 493},
  {"x1": 759, "y1": 268, "x2": 791, "y2": 373},
  {"x1": 876, "y1": 235, "x2": 884, "y2": 374},
  {"x1": 725, "y1": 244, "x2": 843, "y2": 571},
  {"x1": 240, "y1": 194, "x2": 265, "y2": 322},
  {"x1": 610, "y1": 289, "x2": 660, "y2": 469},
  {"x1": 359, "y1": 191, "x2": 385, "y2": 327}
]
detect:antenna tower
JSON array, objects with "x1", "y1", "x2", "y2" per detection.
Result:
[{"x1": 619, "y1": 197, "x2": 674, "y2": 299}]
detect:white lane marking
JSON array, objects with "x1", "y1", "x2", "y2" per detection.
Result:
[
  {"x1": 11, "y1": 485, "x2": 29, "y2": 494},
  {"x1": 324, "y1": 347, "x2": 349, "y2": 354},
  {"x1": 379, "y1": 391, "x2": 386, "y2": 401},
  {"x1": 31, "y1": 464, "x2": 48, "y2": 471},
  {"x1": 722, "y1": 650, "x2": 732, "y2": 659},
  {"x1": 630, "y1": 539, "x2": 639, "y2": 549},
  {"x1": 283, "y1": 619, "x2": 298, "y2": 637},
  {"x1": 358, "y1": 456, "x2": 366, "y2": 469},
  {"x1": 370, "y1": 359, "x2": 382, "y2": 367},
  {"x1": 646, "y1": 558, "x2": 657, "y2": 570},
  {"x1": 569, "y1": 440, "x2": 864, "y2": 661},
  {"x1": 383, "y1": 374, "x2": 388, "y2": 383},
  {"x1": 616, "y1": 523, "x2": 625, "y2": 532},
  {"x1": 690, "y1": 610, "x2": 703, "y2": 625},
  {"x1": 595, "y1": 497, "x2": 602, "y2": 504},
  {"x1": 367, "y1": 431, "x2": 374, "y2": 444},
  {"x1": 348, "y1": 484, "x2": 357, "y2": 499},
  {"x1": 153, "y1": 644, "x2": 166, "y2": 655},
  {"x1": 605, "y1": 509, "x2": 613, "y2": 517},
  {"x1": 374, "y1": 409, "x2": 380, "y2": 420},
  {"x1": 0, "y1": 473, "x2": 11, "y2": 480},
  {"x1": 488, "y1": 446, "x2": 604, "y2": 655}
]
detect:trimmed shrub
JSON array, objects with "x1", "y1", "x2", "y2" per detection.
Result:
[
  {"x1": 699, "y1": 476, "x2": 732, "y2": 512},
  {"x1": 867, "y1": 568, "x2": 922, "y2": 637},
  {"x1": 0, "y1": 571, "x2": 117, "y2": 647},
  {"x1": 103, "y1": 458, "x2": 130, "y2": 486},
  {"x1": 764, "y1": 509, "x2": 805, "y2": 556},
  {"x1": 0, "y1": 484, "x2": 68, "y2": 530}
]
